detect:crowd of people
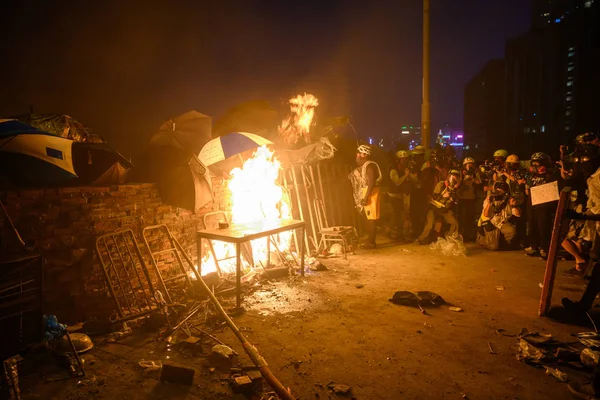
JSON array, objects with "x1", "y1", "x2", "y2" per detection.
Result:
[
  {"x1": 350, "y1": 133, "x2": 600, "y2": 398},
  {"x1": 349, "y1": 133, "x2": 600, "y2": 262}
]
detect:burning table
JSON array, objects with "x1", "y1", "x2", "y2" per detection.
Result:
[{"x1": 196, "y1": 218, "x2": 306, "y2": 308}]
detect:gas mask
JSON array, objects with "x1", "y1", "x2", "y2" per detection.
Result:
[{"x1": 529, "y1": 163, "x2": 546, "y2": 175}]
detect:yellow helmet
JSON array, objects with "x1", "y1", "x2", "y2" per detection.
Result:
[
  {"x1": 396, "y1": 150, "x2": 409, "y2": 159},
  {"x1": 493, "y1": 149, "x2": 508, "y2": 158},
  {"x1": 506, "y1": 154, "x2": 519, "y2": 163},
  {"x1": 413, "y1": 145, "x2": 426, "y2": 155}
]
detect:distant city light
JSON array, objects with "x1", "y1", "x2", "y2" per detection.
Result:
[
  {"x1": 456, "y1": 135, "x2": 463, "y2": 139},
  {"x1": 368, "y1": 137, "x2": 373, "y2": 145},
  {"x1": 402, "y1": 130, "x2": 410, "y2": 134},
  {"x1": 555, "y1": 18, "x2": 561, "y2": 23}
]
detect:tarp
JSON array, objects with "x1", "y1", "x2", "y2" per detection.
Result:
[{"x1": 14, "y1": 113, "x2": 104, "y2": 143}]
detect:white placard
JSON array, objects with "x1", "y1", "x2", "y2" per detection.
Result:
[{"x1": 530, "y1": 181, "x2": 560, "y2": 206}]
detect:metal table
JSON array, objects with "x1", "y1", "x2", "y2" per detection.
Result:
[{"x1": 196, "y1": 219, "x2": 306, "y2": 308}]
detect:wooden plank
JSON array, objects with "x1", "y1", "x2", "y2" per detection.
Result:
[{"x1": 539, "y1": 187, "x2": 571, "y2": 316}]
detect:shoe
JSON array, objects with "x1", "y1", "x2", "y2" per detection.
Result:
[
  {"x1": 539, "y1": 249, "x2": 548, "y2": 260},
  {"x1": 568, "y1": 381, "x2": 599, "y2": 399},
  {"x1": 525, "y1": 247, "x2": 539, "y2": 256},
  {"x1": 561, "y1": 298, "x2": 587, "y2": 314},
  {"x1": 564, "y1": 267, "x2": 585, "y2": 276}
]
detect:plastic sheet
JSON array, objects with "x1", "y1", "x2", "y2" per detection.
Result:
[{"x1": 429, "y1": 236, "x2": 467, "y2": 257}]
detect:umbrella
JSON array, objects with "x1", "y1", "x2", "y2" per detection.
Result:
[
  {"x1": 199, "y1": 132, "x2": 273, "y2": 169},
  {"x1": 150, "y1": 110, "x2": 212, "y2": 155},
  {"x1": 138, "y1": 111, "x2": 213, "y2": 211},
  {"x1": 0, "y1": 119, "x2": 77, "y2": 187},
  {"x1": 213, "y1": 101, "x2": 279, "y2": 138}
]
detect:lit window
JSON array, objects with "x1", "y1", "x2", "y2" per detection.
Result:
[
  {"x1": 585, "y1": 1, "x2": 593, "y2": 8},
  {"x1": 569, "y1": 47, "x2": 575, "y2": 51},
  {"x1": 567, "y1": 80, "x2": 574, "y2": 86},
  {"x1": 568, "y1": 66, "x2": 575, "y2": 72},
  {"x1": 566, "y1": 126, "x2": 571, "y2": 131},
  {"x1": 566, "y1": 110, "x2": 572, "y2": 116},
  {"x1": 541, "y1": 125, "x2": 546, "y2": 133},
  {"x1": 566, "y1": 96, "x2": 573, "y2": 101},
  {"x1": 532, "y1": 129, "x2": 537, "y2": 133},
  {"x1": 568, "y1": 51, "x2": 575, "y2": 57}
]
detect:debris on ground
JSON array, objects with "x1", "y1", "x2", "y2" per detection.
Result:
[
  {"x1": 581, "y1": 348, "x2": 600, "y2": 367},
  {"x1": 496, "y1": 286, "x2": 505, "y2": 291},
  {"x1": 209, "y1": 344, "x2": 236, "y2": 369},
  {"x1": 429, "y1": 236, "x2": 467, "y2": 256},
  {"x1": 515, "y1": 327, "x2": 600, "y2": 392},
  {"x1": 138, "y1": 360, "x2": 162, "y2": 373},
  {"x1": 355, "y1": 284, "x2": 364, "y2": 289},
  {"x1": 544, "y1": 366, "x2": 568, "y2": 382},
  {"x1": 388, "y1": 291, "x2": 446, "y2": 309},
  {"x1": 327, "y1": 381, "x2": 352, "y2": 396},
  {"x1": 487, "y1": 342, "x2": 496, "y2": 355},
  {"x1": 449, "y1": 307, "x2": 463, "y2": 312},
  {"x1": 160, "y1": 362, "x2": 195, "y2": 385}
]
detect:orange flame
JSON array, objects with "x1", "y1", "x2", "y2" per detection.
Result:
[
  {"x1": 278, "y1": 93, "x2": 319, "y2": 145},
  {"x1": 196, "y1": 146, "x2": 292, "y2": 277}
]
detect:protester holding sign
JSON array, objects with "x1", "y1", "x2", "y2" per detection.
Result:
[{"x1": 524, "y1": 152, "x2": 559, "y2": 259}]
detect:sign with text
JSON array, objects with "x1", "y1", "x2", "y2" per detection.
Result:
[{"x1": 530, "y1": 181, "x2": 560, "y2": 206}]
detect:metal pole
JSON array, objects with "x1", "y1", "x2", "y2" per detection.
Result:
[
  {"x1": 421, "y1": 0, "x2": 431, "y2": 149},
  {"x1": 236, "y1": 242, "x2": 241, "y2": 309}
]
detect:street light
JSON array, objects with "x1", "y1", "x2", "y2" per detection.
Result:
[{"x1": 421, "y1": 0, "x2": 431, "y2": 149}]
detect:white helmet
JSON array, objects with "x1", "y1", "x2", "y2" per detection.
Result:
[
  {"x1": 357, "y1": 145, "x2": 371, "y2": 156},
  {"x1": 463, "y1": 157, "x2": 475, "y2": 165},
  {"x1": 396, "y1": 150, "x2": 409, "y2": 159}
]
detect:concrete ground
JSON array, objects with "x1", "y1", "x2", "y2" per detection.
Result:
[{"x1": 19, "y1": 240, "x2": 594, "y2": 399}]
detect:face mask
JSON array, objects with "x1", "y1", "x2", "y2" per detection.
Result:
[
  {"x1": 530, "y1": 164, "x2": 546, "y2": 175},
  {"x1": 448, "y1": 175, "x2": 457, "y2": 185}
]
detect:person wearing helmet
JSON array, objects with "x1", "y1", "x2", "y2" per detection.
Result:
[
  {"x1": 576, "y1": 132, "x2": 600, "y2": 148},
  {"x1": 349, "y1": 144, "x2": 383, "y2": 249},
  {"x1": 389, "y1": 150, "x2": 418, "y2": 242},
  {"x1": 524, "y1": 152, "x2": 558, "y2": 259},
  {"x1": 476, "y1": 181, "x2": 522, "y2": 251},
  {"x1": 416, "y1": 169, "x2": 460, "y2": 245},
  {"x1": 556, "y1": 147, "x2": 597, "y2": 276},
  {"x1": 491, "y1": 149, "x2": 509, "y2": 183},
  {"x1": 457, "y1": 157, "x2": 481, "y2": 242},
  {"x1": 410, "y1": 145, "x2": 428, "y2": 236}
]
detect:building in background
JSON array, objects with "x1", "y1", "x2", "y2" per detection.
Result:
[
  {"x1": 505, "y1": 0, "x2": 599, "y2": 158},
  {"x1": 464, "y1": 59, "x2": 506, "y2": 161},
  {"x1": 465, "y1": 0, "x2": 598, "y2": 160},
  {"x1": 392, "y1": 125, "x2": 421, "y2": 150}
]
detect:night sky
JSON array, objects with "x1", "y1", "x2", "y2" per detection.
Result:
[{"x1": 0, "y1": 0, "x2": 531, "y2": 156}]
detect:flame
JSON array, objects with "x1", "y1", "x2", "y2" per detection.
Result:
[
  {"x1": 195, "y1": 146, "x2": 292, "y2": 277},
  {"x1": 278, "y1": 93, "x2": 319, "y2": 145}
]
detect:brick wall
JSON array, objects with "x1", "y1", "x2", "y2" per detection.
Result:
[{"x1": 0, "y1": 179, "x2": 228, "y2": 323}]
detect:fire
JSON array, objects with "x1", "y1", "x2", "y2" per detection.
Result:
[
  {"x1": 196, "y1": 146, "x2": 292, "y2": 277},
  {"x1": 278, "y1": 93, "x2": 319, "y2": 145}
]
